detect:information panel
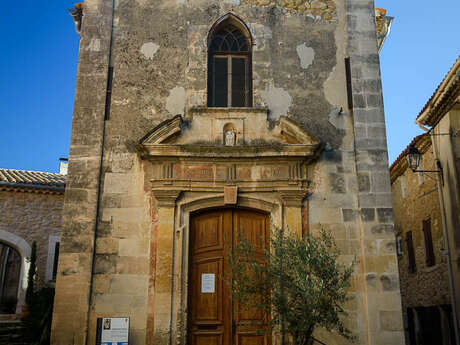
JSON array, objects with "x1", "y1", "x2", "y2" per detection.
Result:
[
  {"x1": 96, "y1": 317, "x2": 129, "y2": 345},
  {"x1": 201, "y1": 273, "x2": 215, "y2": 293}
]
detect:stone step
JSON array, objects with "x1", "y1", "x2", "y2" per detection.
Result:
[
  {"x1": 0, "y1": 314, "x2": 18, "y2": 322},
  {"x1": 0, "y1": 321, "x2": 27, "y2": 344}
]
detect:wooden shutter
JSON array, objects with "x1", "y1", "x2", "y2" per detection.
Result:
[
  {"x1": 423, "y1": 218, "x2": 435, "y2": 267},
  {"x1": 406, "y1": 231, "x2": 416, "y2": 273}
]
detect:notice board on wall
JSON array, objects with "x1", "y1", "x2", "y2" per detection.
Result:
[{"x1": 96, "y1": 317, "x2": 130, "y2": 345}]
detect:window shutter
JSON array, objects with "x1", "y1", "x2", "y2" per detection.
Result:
[
  {"x1": 406, "y1": 231, "x2": 416, "y2": 273},
  {"x1": 423, "y1": 218, "x2": 435, "y2": 267},
  {"x1": 396, "y1": 235, "x2": 403, "y2": 257}
]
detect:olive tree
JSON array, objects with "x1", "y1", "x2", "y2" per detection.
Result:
[{"x1": 229, "y1": 227, "x2": 355, "y2": 345}]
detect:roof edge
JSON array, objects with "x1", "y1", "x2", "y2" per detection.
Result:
[
  {"x1": 0, "y1": 183, "x2": 65, "y2": 194},
  {"x1": 389, "y1": 134, "x2": 431, "y2": 183},
  {"x1": 416, "y1": 56, "x2": 460, "y2": 126}
]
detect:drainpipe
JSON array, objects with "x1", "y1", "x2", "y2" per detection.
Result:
[{"x1": 418, "y1": 123, "x2": 460, "y2": 345}]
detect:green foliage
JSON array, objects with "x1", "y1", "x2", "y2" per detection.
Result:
[
  {"x1": 22, "y1": 241, "x2": 55, "y2": 345},
  {"x1": 25, "y1": 241, "x2": 37, "y2": 306},
  {"x1": 22, "y1": 286, "x2": 55, "y2": 345},
  {"x1": 229, "y1": 227, "x2": 356, "y2": 345}
]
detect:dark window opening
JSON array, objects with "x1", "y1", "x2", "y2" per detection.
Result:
[
  {"x1": 208, "y1": 23, "x2": 252, "y2": 107},
  {"x1": 423, "y1": 218, "x2": 435, "y2": 267},
  {"x1": 52, "y1": 242, "x2": 60, "y2": 281},
  {"x1": 407, "y1": 306, "x2": 455, "y2": 345}
]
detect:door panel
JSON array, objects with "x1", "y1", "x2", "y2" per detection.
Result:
[
  {"x1": 237, "y1": 334, "x2": 266, "y2": 345},
  {"x1": 192, "y1": 259, "x2": 223, "y2": 323},
  {"x1": 192, "y1": 333, "x2": 223, "y2": 345},
  {"x1": 189, "y1": 209, "x2": 270, "y2": 345},
  {"x1": 193, "y1": 212, "x2": 224, "y2": 254},
  {"x1": 233, "y1": 211, "x2": 268, "y2": 342}
]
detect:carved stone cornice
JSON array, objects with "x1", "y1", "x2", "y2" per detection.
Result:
[
  {"x1": 152, "y1": 190, "x2": 182, "y2": 207},
  {"x1": 141, "y1": 111, "x2": 321, "y2": 207},
  {"x1": 278, "y1": 190, "x2": 308, "y2": 208}
]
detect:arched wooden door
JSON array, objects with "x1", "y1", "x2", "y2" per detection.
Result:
[{"x1": 189, "y1": 209, "x2": 270, "y2": 345}]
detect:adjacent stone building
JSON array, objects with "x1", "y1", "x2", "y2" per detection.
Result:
[
  {"x1": 52, "y1": 1, "x2": 404, "y2": 345},
  {"x1": 415, "y1": 56, "x2": 460, "y2": 344},
  {"x1": 0, "y1": 168, "x2": 65, "y2": 316},
  {"x1": 390, "y1": 134, "x2": 454, "y2": 344}
]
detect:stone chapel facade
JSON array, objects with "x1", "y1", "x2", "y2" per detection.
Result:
[{"x1": 52, "y1": 1, "x2": 404, "y2": 345}]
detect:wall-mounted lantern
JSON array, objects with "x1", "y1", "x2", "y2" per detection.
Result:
[{"x1": 405, "y1": 145, "x2": 444, "y2": 183}]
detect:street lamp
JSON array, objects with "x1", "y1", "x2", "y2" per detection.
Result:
[
  {"x1": 405, "y1": 145, "x2": 443, "y2": 183},
  {"x1": 406, "y1": 145, "x2": 421, "y2": 172}
]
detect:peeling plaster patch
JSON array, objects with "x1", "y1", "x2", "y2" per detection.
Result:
[
  {"x1": 248, "y1": 24, "x2": 272, "y2": 50},
  {"x1": 224, "y1": 0, "x2": 240, "y2": 4},
  {"x1": 323, "y1": 64, "x2": 347, "y2": 110},
  {"x1": 328, "y1": 108, "x2": 346, "y2": 130},
  {"x1": 113, "y1": 98, "x2": 131, "y2": 106},
  {"x1": 296, "y1": 43, "x2": 315, "y2": 69},
  {"x1": 166, "y1": 87, "x2": 186, "y2": 115},
  {"x1": 140, "y1": 42, "x2": 159, "y2": 59},
  {"x1": 86, "y1": 38, "x2": 101, "y2": 52},
  {"x1": 260, "y1": 82, "x2": 292, "y2": 120}
]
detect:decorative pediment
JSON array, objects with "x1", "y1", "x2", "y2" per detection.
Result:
[
  {"x1": 140, "y1": 115, "x2": 183, "y2": 145},
  {"x1": 139, "y1": 108, "x2": 322, "y2": 159},
  {"x1": 139, "y1": 108, "x2": 322, "y2": 205}
]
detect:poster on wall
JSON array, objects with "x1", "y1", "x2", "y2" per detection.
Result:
[{"x1": 96, "y1": 317, "x2": 130, "y2": 345}]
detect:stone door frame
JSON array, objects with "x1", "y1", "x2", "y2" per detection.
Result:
[
  {"x1": 151, "y1": 190, "x2": 306, "y2": 345},
  {"x1": 141, "y1": 111, "x2": 321, "y2": 344}
]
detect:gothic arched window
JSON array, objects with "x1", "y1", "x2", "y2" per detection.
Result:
[{"x1": 208, "y1": 20, "x2": 252, "y2": 108}]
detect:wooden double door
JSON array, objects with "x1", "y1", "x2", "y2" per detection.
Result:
[{"x1": 189, "y1": 209, "x2": 270, "y2": 345}]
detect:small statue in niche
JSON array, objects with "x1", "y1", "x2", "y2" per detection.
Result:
[{"x1": 225, "y1": 129, "x2": 236, "y2": 146}]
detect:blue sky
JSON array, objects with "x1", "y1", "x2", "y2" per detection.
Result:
[{"x1": 0, "y1": 1, "x2": 459, "y2": 173}]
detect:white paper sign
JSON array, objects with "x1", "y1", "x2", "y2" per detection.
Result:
[
  {"x1": 201, "y1": 273, "x2": 215, "y2": 293},
  {"x1": 101, "y1": 317, "x2": 129, "y2": 345}
]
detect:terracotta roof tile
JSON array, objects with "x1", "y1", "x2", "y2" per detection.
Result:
[
  {"x1": 0, "y1": 168, "x2": 66, "y2": 191},
  {"x1": 389, "y1": 134, "x2": 427, "y2": 172}
]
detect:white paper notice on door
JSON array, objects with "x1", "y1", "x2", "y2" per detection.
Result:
[{"x1": 201, "y1": 273, "x2": 215, "y2": 293}]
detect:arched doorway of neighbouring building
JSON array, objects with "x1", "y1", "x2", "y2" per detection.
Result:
[
  {"x1": 0, "y1": 229, "x2": 31, "y2": 314},
  {"x1": 0, "y1": 243, "x2": 21, "y2": 314}
]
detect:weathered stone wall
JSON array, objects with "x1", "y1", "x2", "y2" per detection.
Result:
[
  {"x1": 392, "y1": 145, "x2": 450, "y2": 309},
  {"x1": 52, "y1": 0, "x2": 404, "y2": 344},
  {"x1": 339, "y1": 0, "x2": 404, "y2": 344},
  {"x1": 0, "y1": 190, "x2": 63, "y2": 286}
]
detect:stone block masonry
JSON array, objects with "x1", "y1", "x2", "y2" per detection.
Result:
[
  {"x1": 0, "y1": 191, "x2": 64, "y2": 287},
  {"x1": 346, "y1": 0, "x2": 404, "y2": 344}
]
